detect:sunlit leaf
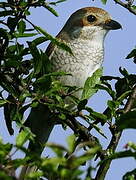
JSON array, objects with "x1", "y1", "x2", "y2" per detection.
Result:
[
  {"x1": 0, "y1": 99, "x2": 7, "y2": 107},
  {"x1": 82, "y1": 68, "x2": 103, "y2": 99},
  {"x1": 67, "y1": 134, "x2": 76, "y2": 153},
  {"x1": 16, "y1": 128, "x2": 32, "y2": 147},
  {"x1": 27, "y1": 171, "x2": 43, "y2": 179},
  {"x1": 17, "y1": 20, "x2": 26, "y2": 34},
  {"x1": 101, "y1": 0, "x2": 107, "y2": 4}
]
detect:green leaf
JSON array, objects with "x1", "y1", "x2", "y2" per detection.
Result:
[
  {"x1": 42, "y1": 157, "x2": 66, "y2": 170},
  {"x1": 35, "y1": 26, "x2": 72, "y2": 54},
  {"x1": 96, "y1": 84, "x2": 115, "y2": 99},
  {"x1": 119, "y1": 67, "x2": 129, "y2": 77},
  {"x1": 5, "y1": 59, "x2": 21, "y2": 68},
  {"x1": 24, "y1": 9, "x2": 31, "y2": 16},
  {"x1": 17, "y1": 20, "x2": 26, "y2": 34},
  {"x1": 0, "y1": 171, "x2": 14, "y2": 180},
  {"x1": 46, "y1": 143, "x2": 67, "y2": 157},
  {"x1": 117, "y1": 111, "x2": 136, "y2": 130},
  {"x1": 117, "y1": 90, "x2": 131, "y2": 103},
  {"x1": 77, "y1": 99, "x2": 88, "y2": 111},
  {"x1": 0, "y1": 99, "x2": 7, "y2": 107},
  {"x1": 43, "y1": 3, "x2": 59, "y2": 16},
  {"x1": 123, "y1": 168, "x2": 136, "y2": 180},
  {"x1": 27, "y1": 41, "x2": 41, "y2": 74},
  {"x1": 4, "y1": 96, "x2": 16, "y2": 135},
  {"x1": 91, "y1": 111, "x2": 107, "y2": 121},
  {"x1": 50, "y1": 0, "x2": 67, "y2": 5},
  {"x1": 60, "y1": 168, "x2": 83, "y2": 179},
  {"x1": 27, "y1": 171, "x2": 43, "y2": 179},
  {"x1": 35, "y1": 71, "x2": 70, "y2": 83},
  {"x1": 32, "y1": 36, "x2": 48, "y2": 46},
  {"x1": 107, "y1": 100, "x2": 120, "y2": 110},
  {"x1": 126, "y1": 48, "x2": 136, "y2": 59},
  {"x1": 82, "y1": 68, "x2": 103, "y2": 99},
  {"x1": 127, "y1": 142, "x2": 136, "y2": 151},
  {"x1": 16, "y1": 128, "x2": 32, "y2": 147},
  {"x1": 14, "y1": 33, "x2": 38, "y2": 38},
  {"x1": 132, "y1": 5, "x2": 136, "y2": 10},
  {"x1": 0, "y1": 142, "x2": 12, "y2": 158},
  {"x1": 7, "y1": 17, "x2": 18, "y2": 32},
  {"x1": 0, "y1": 10, "x2": 14, "y2": 17},
  {"x1": 7, "y1": 45, "x2": 16, "y2": 53},
  {"x1": 101, "y1": 0, "x2": 107, "y2": 4},
  {"x1": 67, "y1": 134, "x2": 76, "y2": 153},
  {"x1": 71, "y1": 146, "x2": 100, "y2": 168}
]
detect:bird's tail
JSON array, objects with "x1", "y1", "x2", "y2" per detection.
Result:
[{"x1": 19, "y1": 104, "x2": 54, "y2": 180}]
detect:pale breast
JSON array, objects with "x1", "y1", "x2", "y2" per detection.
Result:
[{"x1": 49, "y1": 39, "x2": 104, "y2": 98}]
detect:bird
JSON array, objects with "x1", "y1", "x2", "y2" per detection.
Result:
[{"x1": 19, "y1": 7, "x2": 121, "y2": 179}]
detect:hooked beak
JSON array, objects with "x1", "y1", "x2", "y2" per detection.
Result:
[{"x1": 103, "y1": 19, "x2": 122, "y2": 30}]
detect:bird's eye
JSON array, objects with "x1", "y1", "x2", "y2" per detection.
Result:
[{"x1": 87, "y1": 15, "x2": 96, "y2": 23}]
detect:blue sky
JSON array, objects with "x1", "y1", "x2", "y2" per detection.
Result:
[{"x1": 0, "y1": 0, "x2": 136, "y2": 179}]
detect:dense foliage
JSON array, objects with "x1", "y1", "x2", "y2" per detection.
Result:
[{"x1": 0, "y1": 0, "x2": 136, "y2": 180}]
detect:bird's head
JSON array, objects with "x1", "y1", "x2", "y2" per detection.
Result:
[{"x1": 59, "y1": 7, "x2": 122, "y2": 42}]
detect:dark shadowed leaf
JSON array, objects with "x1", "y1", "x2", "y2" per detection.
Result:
[
  {"x1": 126, "y1": 48, "x2": 136, "y2": 59},
  {"x1": 7, "y1": 17, "x2": 18, "y2": 32},
  {"x1": 119, "y1": 67, "x2": 129, "y2": 77},
  {"x1": 3, "y1": 96, "x2": 17, "y2": 135},
  {"x1": 0, "y1": 10, "x2": 14, "y2": 17},
  {"x1": 117, "y1": 111, "x2": 136, "y2": 130},
  {"x1": 27, "y1": 41, "x2": 41, "y2": 74},
  {"x1": 77, "y1": 99, "x2": 88, "y2": 111},
  {"x1": 107, "y1": 100, "x2": 120, "y2": 110}
]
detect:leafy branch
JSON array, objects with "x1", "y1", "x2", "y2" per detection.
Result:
[
  {"x1": 113, "y1": 0, "x2": 136, "y2": 15},
  {"x1": 95, "y1": 85, "x2": 136, "y2": 180}
]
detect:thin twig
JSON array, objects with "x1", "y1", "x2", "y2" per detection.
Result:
[{"x1": 65, "y1": 114, "x2": 98, "y2": 144}]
